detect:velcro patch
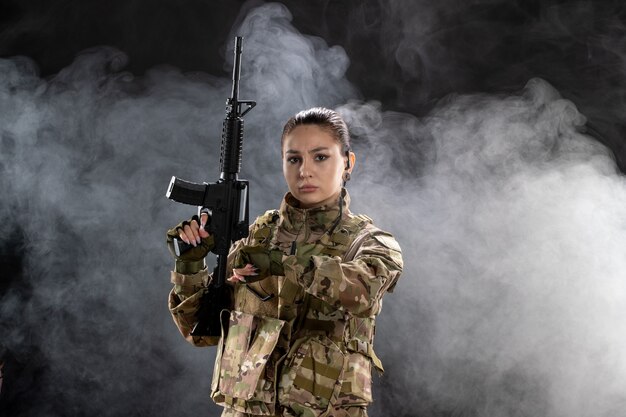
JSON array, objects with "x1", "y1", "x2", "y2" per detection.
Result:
[{"x1": 373, "y1": 234, "x2": 401, "y2": 252}]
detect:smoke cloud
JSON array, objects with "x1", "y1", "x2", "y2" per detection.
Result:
[
  {"x1": 2, "y1": 2, "x2": 626, "y2": 417},
  {"x1": 340, "y1": 80, "x2": 626, "y2": 417}
]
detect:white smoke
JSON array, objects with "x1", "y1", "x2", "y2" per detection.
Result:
[
  {"x1": 339, "y1": 79, "x2": 626, "y2": 417},
  {"x1": 2, "y1": 2, "x2": 626, "y2": 417}
]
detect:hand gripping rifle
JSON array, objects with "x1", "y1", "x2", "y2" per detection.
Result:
[{"x1": 166, "y1": 36, "x2": 256, "y2": 336}]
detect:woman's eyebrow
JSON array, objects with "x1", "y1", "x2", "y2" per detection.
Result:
[
  {"x1": 308, "y1": 146, "x2": 330, "y2": 153},
  {"x1": 285, "y1": 146, "x2": 330, "y2": 155}
]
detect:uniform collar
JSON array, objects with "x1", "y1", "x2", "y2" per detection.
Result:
[{"x1": 278, "y1": 189, "x2": 351, "y2": 234}]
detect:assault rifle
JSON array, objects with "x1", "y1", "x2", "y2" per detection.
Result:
[{"x1": 166, "y1": 36, "x2": 256, "y2": 336}]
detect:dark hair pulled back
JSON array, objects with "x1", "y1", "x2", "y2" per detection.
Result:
[{"x1": 281, "y1": 107, "x2": 351, "y2": 153}]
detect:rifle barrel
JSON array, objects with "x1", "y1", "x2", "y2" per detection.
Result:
[{"x1": 231, "y1": 36, "x2": 243, "y2": 106}]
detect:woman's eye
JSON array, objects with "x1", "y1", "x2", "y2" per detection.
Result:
[
  {"x1": 315, "y1": 154, "x2": 328, "y2": 161},
  {"x1": 287, "y1": 157, "x2": 301, "y2": 164}
]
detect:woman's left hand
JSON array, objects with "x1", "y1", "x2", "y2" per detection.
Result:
[{"x1": 228, "y1": 263, "x2": 258, "y2": 283}]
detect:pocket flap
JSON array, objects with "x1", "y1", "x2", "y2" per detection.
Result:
[{"x1": 218, "y1": 311, "x2": 285, "y2": 401}]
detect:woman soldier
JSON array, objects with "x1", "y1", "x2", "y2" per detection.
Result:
[{"x1": 167, "y1": 107, "x2": 403, "y2": 417}]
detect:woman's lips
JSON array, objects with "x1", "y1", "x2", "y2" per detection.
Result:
[{"x1": 299, "y1": 185, "x2": 318, "y2": 193}]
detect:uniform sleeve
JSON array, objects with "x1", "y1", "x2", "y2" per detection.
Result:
[
  {"x1": 300, "y1": 228, "x2": 403, "y2": 318},
  {"x1": 168, "y1": 268, "x2": 219, "y2": 346},
  {"x1": 168, "y1": 236, "x2": 249, "y2": 347}
]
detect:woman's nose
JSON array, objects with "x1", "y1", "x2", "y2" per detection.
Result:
[{"x1": 299, "y1": 159, "x2": 311, "y2": 178}]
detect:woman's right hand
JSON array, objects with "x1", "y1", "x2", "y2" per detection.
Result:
[
  {"x1": 177, "y1": 213, "x2": 210, "y2": 246},
  {"x1": 166, "y1": 213, "x2": 214, "y2": 263}
]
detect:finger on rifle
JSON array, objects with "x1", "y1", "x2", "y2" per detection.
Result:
[
  {"x1": 178, "y1": 224, "x2": 197, "y2": 246},
  {"x1": 177, "y1": 228, "x2": 190, "y2": 245},
  {"x1": 199, "y1": 213, "x2": 210, "y2": 238},
  {"x1": 190, "y1": 218, "x2": 203, "y2": 244}
]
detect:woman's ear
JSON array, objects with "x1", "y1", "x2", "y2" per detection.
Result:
[{"x1": 345, "y1": 151, "x2": 356, "y2": 173}]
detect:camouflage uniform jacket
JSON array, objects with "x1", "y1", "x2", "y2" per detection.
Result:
[{"x1": 168, "y1": 191, "x2": 403, "y2": 417}]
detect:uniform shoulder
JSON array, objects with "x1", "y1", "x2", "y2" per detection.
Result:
[
  {"x1": 344, "y1": 212, "x2": 391, "y2": 235},
  {"x1": 343, "y1": 212, "x2": 373, "y2": 228},
  {"x1": 349, "y1": 214, "x2": 402, "y2": 253},
  {"x1": 343, "y1": 213, "x2": 403, "y2": 274}
]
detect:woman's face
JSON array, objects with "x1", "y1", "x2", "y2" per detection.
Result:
[{"x1": 282, "y1": 124, "x2": 354, "y2": 209}]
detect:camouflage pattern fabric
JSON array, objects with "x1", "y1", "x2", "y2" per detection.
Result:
[
  {"x1": 303, "y1": 228, "x2": 403, "y2": 317},
  {"x1": 277, "y1": 335, "x2": 347, "y2": 415},
  {"x1": 220, "y1": 405, "x2": 368, "y2": 417},
  {"x1": 168, "y1": 191, "x2": 403, "y2": 416},
  {"x1": 233, "y1": 244, "x2": 285, "y2": 281},
  {"x1": 212, "y1": 311, "x2": 285, "y2": 412},
  {"x1": 168, "y1": 268, "x2": 221, "y2": 347}
]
